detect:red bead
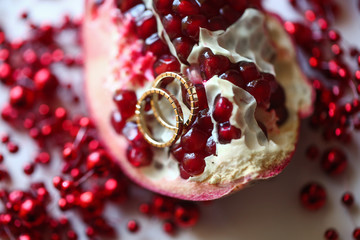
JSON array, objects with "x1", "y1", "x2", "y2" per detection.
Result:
[
  {"x1": 139, "y1": 203, "x2": 152, "y2": 215},
  {"x1": 321, "y1": 148, "x2": 347, "y2": 176},
  {"x1": 342, "y1": 192, "x2": 354, "y2": 207},
  {"x1": 354, "y1": 228, "x2": 360, "y2": 240},
  {"x1": 300, "y1": 182, "x2": 326, "y2": 211},
  {"x1": 23, "y1": 163, "x2": 35, "y2": 175},
  {"x1": 174, "y1": 203, "x2": 199, "y2": 228},
  {"x1": 324, "y1": 228, "x2": 338, "y2": 240},
  {"x1": 163, "y1": 221, "x2": 176, "y2": 235},
  {"x1": 7, "y1": 142, "x2": 19, "y2": 153},
  {"x1": 127, "y1": 220, "x2": 140, "y2": 233}
]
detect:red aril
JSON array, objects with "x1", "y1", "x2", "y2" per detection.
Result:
[{"x1": 181, "y1": 153, "x2": 206, "y2": 176}]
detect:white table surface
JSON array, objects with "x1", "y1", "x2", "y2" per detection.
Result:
[{"x1": 1, "y1": 0, "x2": 360, "y2": 239}]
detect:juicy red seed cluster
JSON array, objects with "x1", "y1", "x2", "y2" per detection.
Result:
[
  {"x1": 198, "y1": 48, "x2": 288, "y2": 126},
  {"x1": 0, "y1": 14, "x2": 199, "y2": 239},
  {"x1": 138, "y1": 195, "x2": 199, "y2": 233},
  {"x1": 171, "y1": 109, "x2": 214, "y2": 177},
  {"x1": 152, "y1": 0, "x2": 262, "y2": 63},
  {"x1": 300, "y1": 182, "x2": 327, "y2": 211}
]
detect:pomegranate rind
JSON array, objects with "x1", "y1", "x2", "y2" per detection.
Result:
[{"x1": 83, "y1": 0, "x2": 312, "y2": 200}]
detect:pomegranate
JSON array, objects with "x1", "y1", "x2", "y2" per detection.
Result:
[{"x1": 83, "y1": 0, "x2": 313, "y2": 200}]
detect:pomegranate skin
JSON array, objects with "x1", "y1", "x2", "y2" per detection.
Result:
[{"x1": 83, "y1": 0, "x2": 313, "y2": 200}]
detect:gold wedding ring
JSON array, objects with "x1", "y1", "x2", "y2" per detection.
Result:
[
  {"x1": 135, "y1": 88, "x2": 184, "y2": 148},
  {"x1": 151, "y1": 72, "x2": 199, "y2": 129},
  {"x1": 135, "y1": 72, "x2": 199, "y2": 148}
]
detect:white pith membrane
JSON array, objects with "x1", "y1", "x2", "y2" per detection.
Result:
[{"x1": 84, "y1": 0, "x2": 313, "y2": 200}]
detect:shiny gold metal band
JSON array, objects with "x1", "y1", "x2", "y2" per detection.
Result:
[
  {"x1": 135, "y1": 88, "x2": 184, "y2": 148},
  {"x1": 135, "y1": 72, "x2": 199, "y2": 148}
]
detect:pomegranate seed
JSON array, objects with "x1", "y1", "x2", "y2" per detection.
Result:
[
  {"x1": 34, "y1": 68, "x2": 58, "y2": 94},
  {"x1": 127, "y1": 145, "x2": 153, "y2": 167},
  {"x1": 353, "y1": 228, "x2": 360, "y2": 240},
  {"x1": 19, "y1": 199, "x2": 46, "y2": 226},
  {"x1": 181, "y1": 128, "x2": 208, "y2": 153},
  {"x1": 62, "y1": 143, "x2": 77, "y2": 162},
  {"x1": 300, "y1": 182, "x2": 326, "y2": 211},
  {"x1": 194, "y1": 84, "x2": 208, "y2": 110},
  {"x1": 172, "y1": 0, "x2": 200, "y2": 16},
  {"x1": 9, "y1": 86, "x2": 35, "y2": 108},
  {"x1": 136, "y1": 10, "x2": 157, "y2": 39},
  {"x1": 174, "y1": 203, "x2": 199, "y2": 227},
  {"x1": 153, "y1": 54, "x2": 180, "y2": 76},
  {"x1": 220, "y1": 5, "x2": 242, "y2": 24},
  {"x1": 127, "y1": 220, "x2": 140, "y2": 233},
  {"x1": 181, "y1": 153, "x2": 206, "y2": 176},
  {"x1": 163, "y1": 221, "x2": 176, "y2": 235},
  {"x1": 23, "y1": 163, "x2": 35, "y2": 175},
  {"x1": 195, "y1": 109, "x2": 213, "y2": 133},
  {"x1": 207, "y1": 16, "x2": 227, "y2": 31},
  {"x1": 269, "y1": 84, "x2": 286, "y2": 109},
  {"x1": 171, "y1": 144, "x2": 185, "y2": 162},
  {"x1": 199, "y1": 2, "x2": 218, "y2": 18},
  {"x1": 205, "y1": 137, "x2": 216, "y2": 156},
  {"x1": 111, "y1": 111, "x2": 126, "y2": 134},
  {"x1": 172, "y1": 36, "x2": 194, "y2": 64},
  {"x1": 153, "y1": 0, "x2": 172, "y2": 15},
  {"x1": 324, "y1": 228, "x2": 338, "y2": 240},
  {"x1": 145, "y1": 33, "x2": 168, "y2": 56},
  {"x1": 162, "y1": 14, "x2": 182, "y2": 40},
  {"x1": 212, "y1": 96, "x2": 233, "y2": 123},
  {"x1": 217, "y1": 122, "x2": 241, "y2": 144},
  {"x1": 274, "y1": 106, "x2": 289, "y2": 126},
  {"x1": 181, "y1": 15, "x2": 207, "y2": 40},
  {"x1": 219, "y1": 70, "x2": 245, "y2": 88},
  {"x1": 139, "y1": 202, "x2": 152, "y2": 215},
  {"x1": 113, "y1": 89, "x2": 137, "y2": 119},
  {"x1": 342, "y1": 192, "x2": 354, "y2": 207},
  {"x1": 246, "y1": 79, "x2": 271, "y2": 105},
  {"x1": 7, "y1": 142, "x2": 19, "y2": 153},
  {"x1": 86, "y1": 150, "x2": 110, "y2": 174},
  {"x1": 179, "y1": 164, "x2": 191, "y2": 179},
  {"x1": 226, "y1": 0, "x2": 247, "y2": 12},
  {"x1": 199, "y1": 49, "x2": 231, "y2": 79},
  {"x1": 238, "y1": 61, "x2": 261, "y2": 83},
  {"x1": 0, "y1": 62, "x2": 13, "y2": 85},
  {"x1": 152, "y1": 195, "x2": 175, "y2": 219},
  {"x1": 321, "y1": 148, "x2": 347, "y2": 176},
  {"x1": 115, "y1": 0, "x2": 142, "y2": 12}
]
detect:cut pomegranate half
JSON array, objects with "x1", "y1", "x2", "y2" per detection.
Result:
[{"x1": 83, "y1": 0, "x2": 313, "y2": 201}]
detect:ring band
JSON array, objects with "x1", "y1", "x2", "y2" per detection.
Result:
[
  {"x1": 135, "y1": 88, "x2": 184, "y2": 148},
  {"x1": 151, "y1": 72, "x2": 199, "y2": 130}
]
